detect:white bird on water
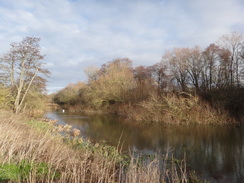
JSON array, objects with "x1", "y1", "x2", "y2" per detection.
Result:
[{"x1": 62, "y1": 109, "x2": 65, "y2": 113}]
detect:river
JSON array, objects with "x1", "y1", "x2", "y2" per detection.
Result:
[{"x1": 45, "y1": 110, "x2": 244, "y2": 183}]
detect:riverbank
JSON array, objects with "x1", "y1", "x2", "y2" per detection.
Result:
[
  {"x1": 0, "y1": 110, "x2": 205, "y2": 182},
  {"x1": 52, "y1": 56, "x2": 244, "y2": 126},
  {"x1": 110, "y1": 92, "x2": 238, "y2": 125},
  {"x1": 55, "y1": 91, "x2": 239, "y2": 126}
]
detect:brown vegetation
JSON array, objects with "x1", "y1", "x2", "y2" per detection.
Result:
[
  {"x1": 51, "y1": 32, "x2": 244, "y2": 125},
  {"x1": 114, "y1": 92, "x2": 236, "y2": 125},
  {"x1": 0, "y1": 111, "x2": 205, "y2": 182}
]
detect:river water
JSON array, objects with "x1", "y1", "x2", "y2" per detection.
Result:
[{"x1": 45, "y1": 110, "x2": 244, "y2": 183}]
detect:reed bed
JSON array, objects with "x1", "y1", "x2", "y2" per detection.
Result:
[{"x1": 0, "y1": 111, "x2": 202, "y2": 182}]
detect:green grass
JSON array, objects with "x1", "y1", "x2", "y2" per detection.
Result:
[
  {"x1": 26, "y1": 120, "x2": 53, "y2": 132},
  {"x1": 67, "y1": 138, "x2": 130, "y2": 165},
  {"x1": 0, "y1": 161, "x2": 59, "y2": 182},
  {"x1": 0, "y1": 163, "x2": 20, "y2": 181}
]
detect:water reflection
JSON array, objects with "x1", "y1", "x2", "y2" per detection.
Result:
[{"x1": 45, "y1": 111, "x2": 244, "y2": 182}]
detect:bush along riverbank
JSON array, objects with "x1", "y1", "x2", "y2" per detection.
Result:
[
  {"x1": 0, "y1": 111, "x2": 207, "y2": 182},
  {"x1": 107, "y1": 92, "x2": 238, "y2": 125},
  {"x1": 53, "y1": 89, "x2": 239, "y2": 126}
]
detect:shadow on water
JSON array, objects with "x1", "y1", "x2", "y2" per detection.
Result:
[{"x1": 45, "y1": 110, "x2": 244, "y2": 183}]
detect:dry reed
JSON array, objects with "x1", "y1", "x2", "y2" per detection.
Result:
[{"x1": 0, "y1": 111, "x2": 200, "y2": 182}]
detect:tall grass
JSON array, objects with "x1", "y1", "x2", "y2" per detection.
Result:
[{"x1": 0, "y1": 111, "x2": 204, "y2": 182}]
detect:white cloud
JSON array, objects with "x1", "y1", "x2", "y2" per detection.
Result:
[{"x1": 0, "y1": 0, "x2": 244, "y2": 93}]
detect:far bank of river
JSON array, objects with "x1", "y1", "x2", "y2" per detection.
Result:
[{"x1": 45, "y1": 110, "x2": 244, "y2": 183}]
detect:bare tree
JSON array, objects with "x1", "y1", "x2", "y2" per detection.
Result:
[
  {"x1": 133, "y1": 66, "x2": 152, "y2": 85},
  {"x1": 84, "y1": 65, "x2": 100, "y2": 83},
  {"x1": 186, "y1": 46, "x2": 203, "y2": 91},
  {"x1": 162, "y1": 48, "x2": 189, "y2": 91},
  {"x1": 240, "y1": 45, "x2": 244, "y2": 84},
  {"x1": 1, "y1": 37, "x2": 50, "y2": 113},
  {"x1": 216, "y1": 48, "x2": 232, "y2": 88},
  {"x1": 150, "y1": 63, "x2": 168, "y2": 91},
  {"x1": 202, "y1": 44, "x2": 220, "y2": 90},
  {"x1": 217, "y1": 32, "x2": 243, "y2": 87}
]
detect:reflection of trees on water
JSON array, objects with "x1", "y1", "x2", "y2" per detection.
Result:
[{"x1": 45, "y1": 111, "x2": 244, "y2": 182}]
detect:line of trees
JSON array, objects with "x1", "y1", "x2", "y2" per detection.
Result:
[
  {"x1": 0, "y1": 37, "x2": 50, "y2": 113},
  {"x1": 163, "y1": 32, "x2": 244, "y2": 92},
  {"x1": 51, "y1": 32, "x2": 244, "y2": 123},
  {"x1": 53, "y1": 32, "x2": 244, "y2": 116}
]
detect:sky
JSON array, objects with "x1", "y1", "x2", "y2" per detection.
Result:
[{"x1": 0, "y1": 0, "x2": 244, "y2": 93}]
